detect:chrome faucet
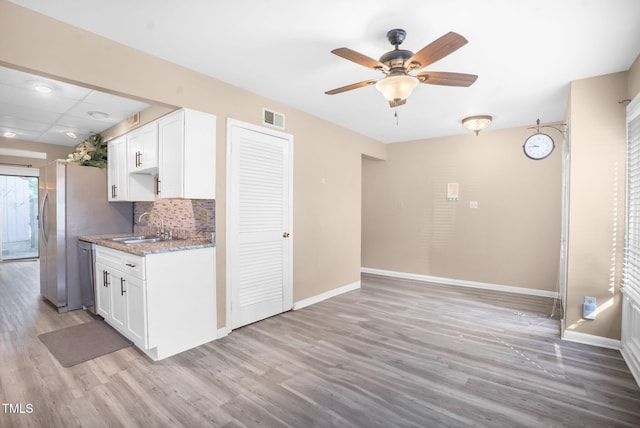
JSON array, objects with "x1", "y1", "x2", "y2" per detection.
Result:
[{"x1": 138, "y1": 211, "x2": 166, "y2": 238}]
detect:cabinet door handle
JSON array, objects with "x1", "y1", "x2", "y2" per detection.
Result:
[
  {"x1": 125, "y1": 263, "x2": 136, "y2": 268},
  {"x1": 120, "y1": 278, "x2": 126, "y2": 296},
  {"x1": 102, "y1": 270, "x2": 106, "y2": 287},
  {"x1": 104, "y1": 271, "x2": 110, "y2": 287},
  {"x1": 155, "y1": 176, "x2": 161, "y2": 195}
]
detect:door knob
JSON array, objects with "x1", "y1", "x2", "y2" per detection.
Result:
[{"x1": 283, "y1": 232, "x2": 290, "y2": 238}]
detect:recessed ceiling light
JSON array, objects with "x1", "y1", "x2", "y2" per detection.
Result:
[
  {"x1": 87, "y1": 111, "x2": 110, "y2": 120},
  {"x1": 33, "y1": 84, "x2": 53, "y2": 94},
  {"x1": 65, "y1": 131, "x2": 78, "y2": 139},
  {"x1": 3, "y1": 131, "x2": 17, "y2": 138}
]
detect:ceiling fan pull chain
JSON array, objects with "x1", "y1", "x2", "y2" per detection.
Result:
[{"x1": 395, "y1": 108, "x2": 399, "y2": 126}]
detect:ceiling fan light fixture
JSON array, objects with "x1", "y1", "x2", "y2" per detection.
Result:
[
  {"x1": 462, "y1": 115, "x2": 492, "y2": 135},
  {"x1": 375, "y1": 75, "x2": 419, "y2": 103}
]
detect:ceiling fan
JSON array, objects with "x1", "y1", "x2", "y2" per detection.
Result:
[{"x1": 325, "y1": 29, "x2": 478, "y2": 107}]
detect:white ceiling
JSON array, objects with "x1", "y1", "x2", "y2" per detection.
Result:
[
  {"x1": 7, "y1": 0, "x2": 640, "y2": 144},
  {"x1": 0, "y1": 66, "x2": 149, "y2": 147}
]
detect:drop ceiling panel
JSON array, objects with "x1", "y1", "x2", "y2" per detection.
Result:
[
  {"x1": 0, "y1": 65, "x2": 150, "y2": 146},
  {"x1": 0, "y1": 104, "x2": 62, "y2": 125},
  {"x1": 0, "y1": 115, "x2": 51, "y2": 133}
]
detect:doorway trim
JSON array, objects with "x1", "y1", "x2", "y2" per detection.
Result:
[{"x1": 225, "y1": 118, "x2": 294, "y2": 330}]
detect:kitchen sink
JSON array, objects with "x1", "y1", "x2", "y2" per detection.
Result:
[
  {"x1": 121, "y1": 238, "x2": 157, "y2": 244},
  {"x1": 111, "y1": 236, "x2": 185, "y2": 245},
  {"x1": 110, "y1": 235, "x2": 149, "y2": 242}
]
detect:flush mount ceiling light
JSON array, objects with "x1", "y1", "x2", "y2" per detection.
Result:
[
  {"x1": 462, "y1": 115, "x2": 492, "y2": 135},
  {"x1": 3, "y1": 131, "x2": 17, "y2": 138},
  {"x1": 33, "y1": 84, "x2": 53, "y2": 94},
  {"x1": 87, "y1": 110, "x2": 110, "y2": 120},
  {"x1": 65, "y1": 131, "x2": 78, "y2": 139}
]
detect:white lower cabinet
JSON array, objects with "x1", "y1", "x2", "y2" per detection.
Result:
[
  {"x1": 95, "y1": 245, "x2": 216, "y2": 360},
  {"x1": 109, "y1": 269, "x2": 127, "y2": 332},
  {"x1": 125, "y1": 274, "x2": 147, "y2": 346},
  {"x1": 96, "y1": 264, "x2": 112, "y2": 319}
]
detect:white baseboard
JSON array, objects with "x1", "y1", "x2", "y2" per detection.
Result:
[
  {"x1": 361, "y1": 267, "x2": 559, "y2": 299},
  {"x1": 562, "y1": 329, "x2": 621, "y2": 350},
  {"x1": 293, "y1": 281, "x2": 361, "y2": 310}
]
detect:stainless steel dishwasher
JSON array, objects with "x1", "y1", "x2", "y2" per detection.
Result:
[{"x1": 78, "y1": 239, "x2": 96, "y2": 314}]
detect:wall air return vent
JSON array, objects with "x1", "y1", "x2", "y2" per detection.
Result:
[{"x1": 263, "y1": 108, "x2": 285, "y2": 129}]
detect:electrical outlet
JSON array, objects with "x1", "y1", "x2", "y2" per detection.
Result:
[{"x1": 199, "y1": 210, "x2": 208, "y2": 224}]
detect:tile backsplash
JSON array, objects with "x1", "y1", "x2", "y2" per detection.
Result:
[{"x1": 133, "y1": 199, "x2": 215, "y2": 240}]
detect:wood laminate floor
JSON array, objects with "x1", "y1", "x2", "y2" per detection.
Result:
[{"x1": 1, "y1": 260, "x2": 639, "y2": 427}]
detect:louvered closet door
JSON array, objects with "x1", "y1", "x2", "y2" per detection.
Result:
[{"x1": 228, "y1": 123, "x2": 292, "y2": 329}]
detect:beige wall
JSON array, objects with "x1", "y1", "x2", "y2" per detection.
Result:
[
  {"x1": 0, "y1": 1, "x2": 386, "y2": 327},
  {"x1": 565, "y1": 71, "x2": 628, "y2": 340},
  {"x1": 0, "y1": 137, "x2": 72, "y2": 168},
  {"x1": 363, "y1": 127, "x2": 562, "y2": 291}
]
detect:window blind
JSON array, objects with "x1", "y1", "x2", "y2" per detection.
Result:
[{"x1": 624, "y1": 98, "x2": 640, "y2": 293}]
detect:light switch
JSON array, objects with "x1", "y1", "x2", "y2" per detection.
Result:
[
  {"x1": 470, "y1": 201, "x2": 478, "y2": 209},
  {"x1": 583, "y1": 296, "x2": 597, "y2": 320},
  {"x1": 447, "y1": 183, "x2": 459, "y2": 201}
]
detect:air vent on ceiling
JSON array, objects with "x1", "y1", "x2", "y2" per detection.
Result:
[
  {"x1": 263, "y1": 108, "x2": 285, "y2": 129},
  {"x1": 127, "y1": 112, "x2": 140, "y2": 126}
]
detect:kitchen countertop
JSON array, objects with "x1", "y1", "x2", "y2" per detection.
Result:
[{"x1": 79, "y1": 233, "x2": 215, "y2": 256}]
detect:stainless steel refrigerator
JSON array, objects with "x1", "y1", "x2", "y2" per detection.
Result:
[{"x1": 39, "y1": 160, "x2": 133, "y2": 312}]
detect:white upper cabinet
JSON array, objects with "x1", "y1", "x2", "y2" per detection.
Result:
[
  {"x1": 107, "y1": 108, "x2": 215, "y2": 202},
  {"x1": 158, "y1": 108, "x2": 216, "y2": 199},
  {"x1": 128, "y1": 121, "x2": 158, "y2": 174},
  {"x1": 108, "y1": 135, "x2": 154, "y2": 202},
  {"x1": 107, "y1": 136, "x2": 128, "y2": 201}
]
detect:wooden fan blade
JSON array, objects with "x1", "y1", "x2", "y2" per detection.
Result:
[
  {"x1": 389, "y1": 99, "x2": 407, "y2": 108},
  {"x1": 325, "y1": 79, "x2": 378, "y2": 95},
  {"x1": 407, "y1": 32, "x2": 468, "y2": 70},
  {"x1": 331, "y1": 48, "x2": 388, "y2": 72},
  {"x1": 416, "y1": 71, "x2": 478, "y2": 87}
]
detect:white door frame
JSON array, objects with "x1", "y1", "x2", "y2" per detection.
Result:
[
  {"x1": 0, "y1": 166, "x2": 39, "y2": 262},
  {"x1": 225, "y1": 118, "x2": 293, "y2": 330}
]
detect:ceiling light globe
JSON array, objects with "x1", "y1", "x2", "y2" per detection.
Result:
[{"x1": 376, "y1": 75, "x2": 419, "y2": 102}]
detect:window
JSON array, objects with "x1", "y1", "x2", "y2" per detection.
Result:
[{"x1": 624, "y1": 97, "x2": 640, "y2": 293}]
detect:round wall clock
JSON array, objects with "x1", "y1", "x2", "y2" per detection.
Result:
[{"x1": 523, "y1": 133, "x2": 555, "y2": 160}]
